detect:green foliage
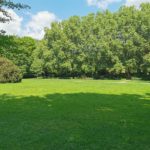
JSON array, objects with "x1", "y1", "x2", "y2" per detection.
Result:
[
  {"x1": 141, "y1": 53, "x2": 150, "y2": 74},
  {"x1": 30, "y1": 59, "x2": 44, "y2": 77},
  {"x1": 0, "y1": 57, "x2": 22, "y2": 83},
  {"x1": 0, "y1": 35, "x2": 36, "y2": 77},
  {"x1": 109, "y1": 62, "x2": 125, "y2": 76},
  {"x1": 30, "y1": 3, "x2": 149, "y2": 79},
  {"x1": 1, "y1": 3, "x2": 150, "y2": 79}
]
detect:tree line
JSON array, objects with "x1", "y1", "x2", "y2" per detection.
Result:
[{"x1": 0, "y1": 3, "x2": 150, "y2": 81}]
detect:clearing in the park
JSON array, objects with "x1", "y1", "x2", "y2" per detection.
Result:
[{"x1": 0, "y1": 79, "x2": 150, "y2": 150}]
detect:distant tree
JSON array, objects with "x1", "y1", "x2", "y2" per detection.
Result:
[
  {"x1": 1, "y1": 2, "x2": 150, "y2": 79},
  {"x1": 0, "y1": 35, "x2": 36, "y2": 77},
  {"x1": 141, "y1": 53, "x2": 150, "y2": 75},
  {"x1": 41, "y1": 3, "x2": 150, "y2": 79}
]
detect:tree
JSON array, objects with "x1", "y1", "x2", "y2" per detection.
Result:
[
  {"x1": 141, "y1": 53, "x2": 150, "y2": 75},
  {"x1": 0, "y1": 36, "x2": 36, "y2": 77},
  {"x1": 1, "y1": 2, "x2": 150, "y2": 79},
  {"x1": 39, "y1": 3, "x2": 150, "y2": 79}
]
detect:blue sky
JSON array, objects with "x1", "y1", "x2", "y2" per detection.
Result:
[
  {"x1": 0, "y1": 0, "x2": 149, "y2": 39},
  {"x1": 14, "y1": 0, "x2": 124, "y2": 20}
]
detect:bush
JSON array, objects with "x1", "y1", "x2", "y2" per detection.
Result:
[{"x1": 0, "y1": 57, "x2": 22, "y2": 83}]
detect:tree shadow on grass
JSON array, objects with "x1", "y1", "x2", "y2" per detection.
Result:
[{"x1": 0, "y1": 93, "x2": 150, "y2": 150}]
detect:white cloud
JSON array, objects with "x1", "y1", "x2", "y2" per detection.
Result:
[
  {"x1": 125, "y1": 0, "x2": 150, "y2": 8},
  {"x1": 87, "y1": 0, "x2": 150, "y2": 9},
  {"x1": 0, "y1": 9, "x2": 23, "y2": 35},
  {"x1": 23, "y1": 11, "x2": 58, "y2": 40},
  {"x1": 87, "y1": 0, "x2": 122, "y2": 9},
  {"x1": 0, "y1": 10, "x2": 59, "y2": 40}
]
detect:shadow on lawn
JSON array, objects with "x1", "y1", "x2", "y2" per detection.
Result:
[{"x1": 0, "y1": 93, "x2": 150, "y2": 150}]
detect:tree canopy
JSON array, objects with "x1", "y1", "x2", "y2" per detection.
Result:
[{"x1": 0, "y1": 3, "x2": 150, "y2": 80}]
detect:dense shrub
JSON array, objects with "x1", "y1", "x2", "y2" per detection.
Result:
[{"x1": 0, "y1": 57, "x2": 22, "y2": 83}]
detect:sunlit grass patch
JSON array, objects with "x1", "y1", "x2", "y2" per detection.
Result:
[{"x1": 0, "y1": 79, "x2": 150, "y2": 150}]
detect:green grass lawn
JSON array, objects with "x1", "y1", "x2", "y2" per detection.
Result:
[{"x1": 0, "y1": 79, "x2": 150, "y2": 150}]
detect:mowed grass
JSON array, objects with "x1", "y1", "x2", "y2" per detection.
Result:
[{"x1": 0, "y1": 79, "x2": 150, "y2": 150}]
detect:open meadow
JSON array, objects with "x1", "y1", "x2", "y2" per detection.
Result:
[
  {"x1": 1, "y1": 0, "x2": 150, "y2": 149},
  {"x1": 0, "y1": 79, "x2": 150, "y2": 150}
]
